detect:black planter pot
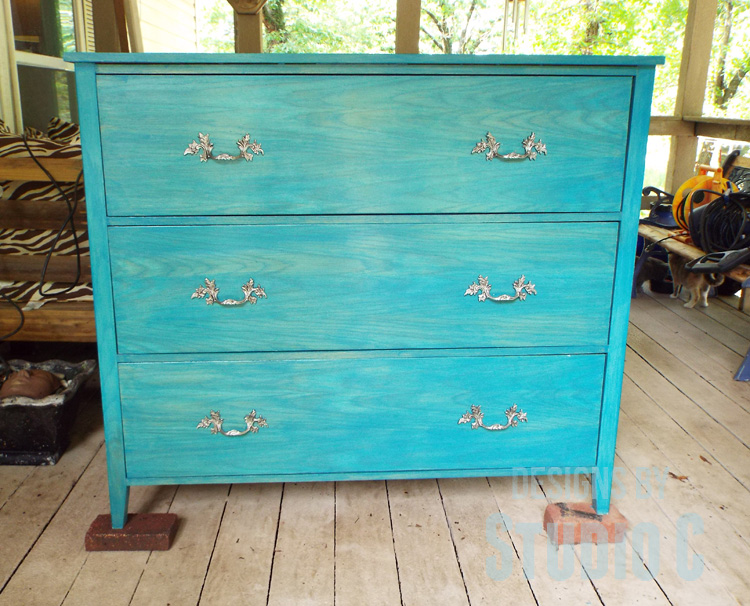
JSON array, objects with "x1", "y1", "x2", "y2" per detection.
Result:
[{"x1": 0, "y1": 359, "x2": 96, "y2": 465}]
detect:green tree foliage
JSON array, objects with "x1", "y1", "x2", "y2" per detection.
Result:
[
  {"x1": 709, "y1": 0, "x2": 750, "y2": 117},
  {"x1": 419, "y1": 0, "x2": 505, "y2": 54},
  {"x1": 524, "y1": 0, "x2": 688, "y2": 115},
  {"x1": 195, "y1": 0, "x2": 748, "y2": 118},
  {"x1": 262, "y1": 0, "x2": 394, "y2": 53}
]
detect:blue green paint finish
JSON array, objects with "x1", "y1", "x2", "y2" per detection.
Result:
[
  {"x1": 108, "y1": 221, "x2": 618, "y2": 354},
  {"x1": 66, "y1": 52, "x2": 664, "y2": 66},
  {"x1": 119, "y1": 354, "x2": 605, "y2": 480},
  {"x1": 126, "y1": 466, "x2": 597, "y2": 487},
  {"x1": 66, "y1": 54, "x2": 659, "y2": 520},
  {"x1": 97, "y1": 75, "x2": 631, "y2": 216},
  {"x1": 116, "y1": 345, "x2": 609, "y2": 364},
  {"x1": 594, "y1": 66, "x2": 656, "y2": 514},
  {"x1": 105, "y1": 213, "x2": 625, "y2": 227},
  {"x1": 73, "y1": 64, "x2": 129, "y2": 528}
]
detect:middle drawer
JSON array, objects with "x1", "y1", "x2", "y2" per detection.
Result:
[{"x1": 109, "y1": 221, "x2": 618, "y2": 354}]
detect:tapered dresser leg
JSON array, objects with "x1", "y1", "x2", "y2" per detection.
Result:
[
  {"x1": 109, "y1": 482, "x2": 130, "y2": 529},
  {"x1": 592, "y1": 466, "x2": 612, "y2": 515}
]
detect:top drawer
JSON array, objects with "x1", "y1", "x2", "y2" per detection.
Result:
[{"x1": 97, "y1": 74, "x2": 632, "y2": 216}]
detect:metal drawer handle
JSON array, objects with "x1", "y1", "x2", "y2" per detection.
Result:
[
  {"x1": 459, "y1": 404, "x2": 527, "y2": 432},
  {"x1": 472, "y1": 132, "x2": 547, "y2": 161},
  {"x1": 191, "y1": 278, "x2": 266, "y2": 307},
  {"x1": 465, "y1": 275, "x2": 536, "y2": 302},
  {"x1": 184, "y1": 132, "x2": 264, "y2": 162},
  {"x1": 197, "y1": 409, "x2": 268, "y2": 437}
]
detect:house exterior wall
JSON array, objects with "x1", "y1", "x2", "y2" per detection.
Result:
[{"x1": 138, "y1": 0, "x2": 197, "y2": 52}]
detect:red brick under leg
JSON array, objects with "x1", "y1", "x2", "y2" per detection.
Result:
[
  {"x1": 544, "y1": 502, "x2": 627, "y2": 545},
  {"x1": 85, "y1": 513, "x2": 178, "y2": 551}
]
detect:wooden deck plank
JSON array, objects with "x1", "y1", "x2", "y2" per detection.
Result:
[
  {"x1": 335, "y1": 480, "x2": 401, "y2": 606},
  {"x1": 0, "y1": 399, "x2": 103, "y2": 591},
  {"x1": 438, "y1": 477, "x2": 536, "y2": 606},
  {"x1": 714, "y1": 296, "x2": 750, "y2": 338},
  {"x1": 0, "y1": 447, "x2": 108, "y2": 606},
  {"x1": 627, "y1": 326, "x2": 750, "y2": 463},
  {"x1": 128, "y1": 484, "x2": 230, "y2": 606},
  {"x1": 60, "y1": 485, "x2": 178, "y2": 606},
  {"x1": 646, "y1": 291, "x2": 750, "y2": 357},
  {"x1": 199, "y1": 483, "x2": 283, "y2": 606},
  {"x1": 487, "y1": 476, "x2": 603, "y2": 606},
  {"x1": 621, "y1": 361, "x2": 750, "y2": 546},
  {"x1": 631, "y1": 297, "x2": 747, "y2": 379},
  {"x1": 533, "y1": 475, "x2": 673, "y2": 606},
  {"x1": 617, "y1": 387, "x2": 750, "y2": 602},
  {"x1": 387, "y1": 479, "x2": 469, "y2": 606},
  {"x1": 596, "y1": 454, "x2": 735, "y2": 606},
  {"x1": 266, "y1": 482, "x2": 335, "y2": 606},
  {"x1": 630, "y1": 298, "x2": 750, "y2": 411},
  {"x1": 0, "y1": 466, "x2": 33, "y2": 511}
]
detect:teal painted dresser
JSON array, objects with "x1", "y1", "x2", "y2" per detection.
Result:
[{"x1": 67, "y1": 53, "x2": 660, "y2": 528}]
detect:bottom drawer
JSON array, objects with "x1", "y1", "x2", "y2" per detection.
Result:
[{"x1": 119, "y1": 354, "x2": 605, "y2": 480}]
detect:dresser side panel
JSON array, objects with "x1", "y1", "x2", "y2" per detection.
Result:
[
  {"x1": 74, "y1": 63, "x2": 130, "y2": 525},
  {"x1": 595, "y1": 66, "x2": 656, "y2": 513}
]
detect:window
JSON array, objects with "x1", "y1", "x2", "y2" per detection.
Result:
[{"x1": 0, "y1": 0, "x2": 94, "y2": 132}]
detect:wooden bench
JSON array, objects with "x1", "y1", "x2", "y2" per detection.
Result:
[
  {"x1": 637, "y1": 222, "x2": 750, "y2": 381},
  {"x1": 637, "y1": 223, "x2": 750, "y2": 308},
  {"x1": 0, "y1": 156, "x2": 95, "y2": 342}
]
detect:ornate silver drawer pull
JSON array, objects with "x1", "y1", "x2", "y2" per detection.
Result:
[
  {"x1": 465, "y1": 275, "x2": 536, "y2": 302},
  {"x1": 472, "y1": 132, "x2": 547, "y2": 161},
  {"x1": 459, "y1": 404, "x2": 527, "y2": 432},
  {"x1": 191, "y1": 278, "x2": 266, "y2": 307},
  {"x1": 197, "y1": 409, "x2": 268, "y2": 437},
  {"x1": 184, "y1": 132, "x2": 264, "y2": 162}
]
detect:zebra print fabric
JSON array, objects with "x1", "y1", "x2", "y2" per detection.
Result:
[
  {"x1": 0, "y1": 228, "x2": 89, "y2": 256},
  {"x1": 1, "y1": 119, "x2": 90, "y2": 307},
  {"x1": 0, "y1": 117, "x2": 82, "y2": 202},
  {"x1": 0, "y1": 280, "x2": 92, "y2": 310}
]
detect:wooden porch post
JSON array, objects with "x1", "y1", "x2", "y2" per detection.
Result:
[
  {"x1": 396, "y1": 0, "x2": 421, "y2": 54},
  {"x1": 228, "y1": 0, "x2": 267, "y2": 53},
  {"x1": 667, "y1": 0, "x2": 718, "y2": 192}
]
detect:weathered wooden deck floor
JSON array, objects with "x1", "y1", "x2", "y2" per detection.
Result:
[{"x1": 1, "y1": 291, "x2": 750, "y2": 606}]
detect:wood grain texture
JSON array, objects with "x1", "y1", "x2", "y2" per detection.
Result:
[
  {"x1": 438, "y1": 477, "x2": 537, "y2": 605},
  {"x1": 594, "y1": 65, "x2": 655, "y2": 513},
  {"x1": 388, "y1": 479, "x2": 469, "y2": 606},
  {"x1": 618, "y1": 386, "x2": 750, "y2": 602},
  {"x1": 60, "y1": 485, "x2": 178, "y2": 606},
  {"x1": 199, "y1": 483, "x2": 283, "y2": 606},
  {"x1": 267, "y1": 482, "x2": 335, "y2": 606},
  {"x1": 66, "y1": 52, "x2": 664, "y2": 66},
  {"x1": 67, "y1": 55, "x2": 657, "y2": 523},
  {"x1": 0, "y1": 199, "x2": 87, "y2": 230},
  {"x1": 0, "y1": 254, "x2": 91, "y2": 283},
  {"x1": 118, "y1": 354, "x2": 604, "y2": 480},
  {"x1": 127, "y1": 484, "x2": 228, "y2": 606},
  {"x1": 0, "y1": 447, "x2": 109, "y2": 606},
  {"x1": 0, "y1": 397, "x2": 103, "y2": 590},
  {"x1": 109, "y1": 221, "x2": 618, "y2": 354},
  {"x1": 74, "y1": 62, "x2": 130, "y2": 526},
  {"x1": 0, "y1": 301, "x2": 95, "y2": 342},
  {"x1": 0, "y1": 157, "x2": 83, "y2": 182},
  {"x1": 97, "y1": 75, "x2": 631, "y2": 215},
  {"x1": 334, "y1": 481, "x2": 401, "y2": 606}
]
